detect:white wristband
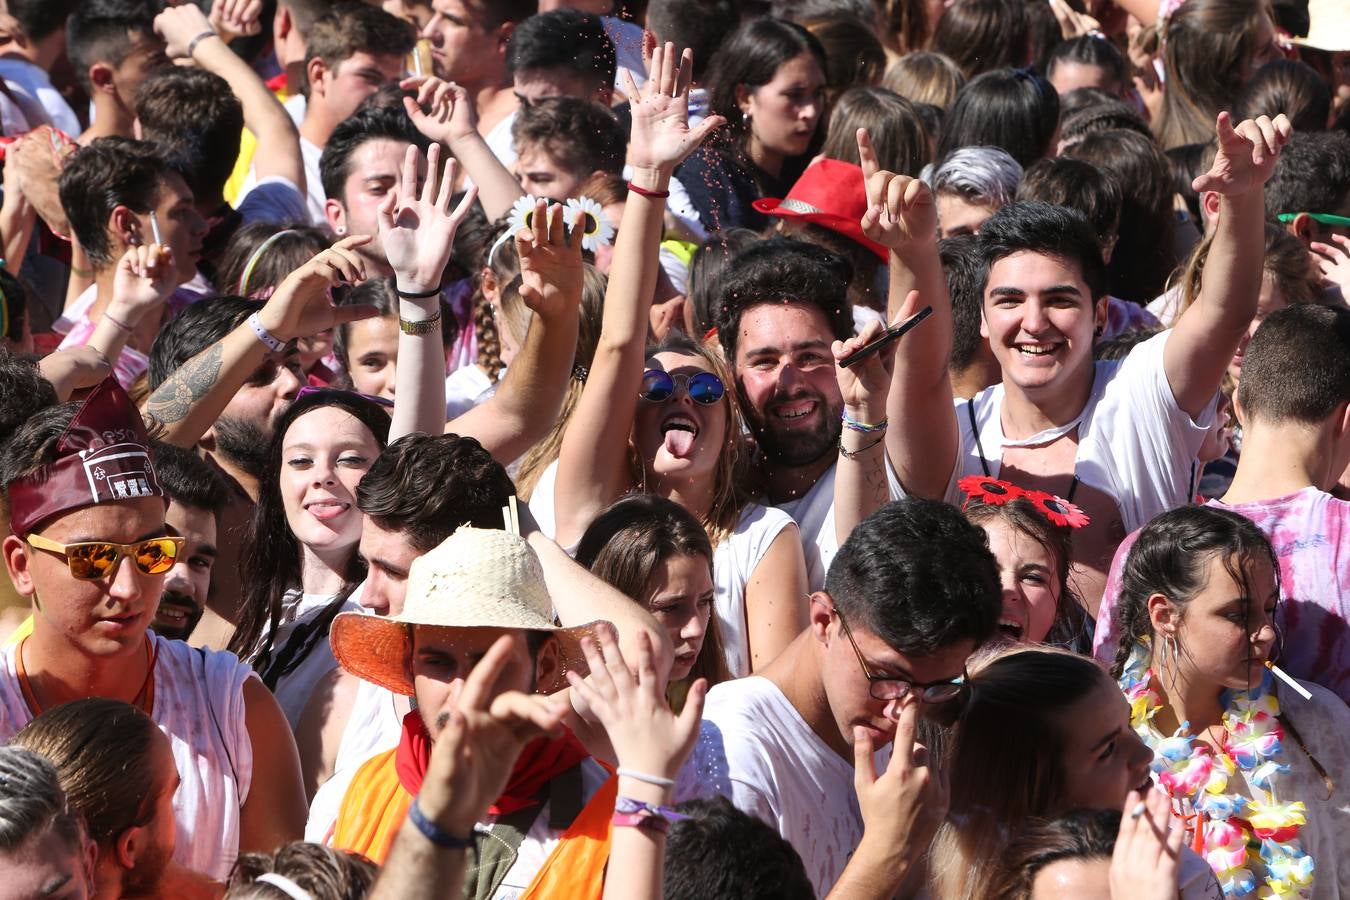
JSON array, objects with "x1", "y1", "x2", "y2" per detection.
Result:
[
  {"x1": 616, "y1": 767, "x2": 676, "y2": 788},
  {"x1": 248, "y1": 313, "x2": 285, "y2": 353}
]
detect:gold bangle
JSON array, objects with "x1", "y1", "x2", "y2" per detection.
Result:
[{"x1": 399, "y1": 311, "x2": 442, "y2": 335}]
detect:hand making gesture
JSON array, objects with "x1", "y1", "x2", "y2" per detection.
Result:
[
  {"x1": 566, "y1": 625, "x2": 706, "y2": 784},
  {"x1": 515, "y1": 199, "x2": 584, "y2": 323},
  {"x1": 858, "y1": 127, "x2": 938, "y2": 253},
  {"x1": 1109, "y1": 788, "x2": 1185, "y2": 900},
  {"x1": 625, "y1": 43, "x2": 725, "y2": 178},
  {"x1": 833, "y1": 298, "x2": 917, "y2": 426},
  {"x1": 400, "y1": 76, "x2": 479, "y2": 148},
  {"x1": 208, "y1": 0, "x2": 263, "y2": 42},
  {"x1": 378, "y1": 143, "x2": 479, "y2": 295},
  {"x1": 1192, "y1": 112, "x2": 1292, "y2": 198},
  {"x1": 257, "y1": 236, "x2": 378, "y2": 342},
  {"x1": 416, "y1": 636, "x2": 571, "y2": 840}
]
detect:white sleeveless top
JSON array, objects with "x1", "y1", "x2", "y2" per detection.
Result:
[
  {"x1": 715, "y1": 503, "x2": 797, "y2": 678},
  {"x1": 0, "y1": 635, "x2": 255, "y2": 881},
  {"x1": 303, "y1": 630, "x2": 404, "y2": 844}
]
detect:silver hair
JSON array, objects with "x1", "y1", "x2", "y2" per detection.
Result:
[
  {"x1": 926, "y1": 146, "x2": 1024, "y2": 208},
  {"x1": 0, "y1": 746, "x2": 79, "y2": 853}
]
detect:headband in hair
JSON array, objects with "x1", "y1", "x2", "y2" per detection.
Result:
[
  {"x1": 7, "y1": 377, "x2": 165, "y2": 537},
  {"x1": 957, "y1": 475, "x2": 1090, "y2": 529},
  {"x1": 254, "y1": 873, "x2": 313, "y2": 900},
  {"x1": 239, "y1": 229, "x2": 300, "y2": 297}
]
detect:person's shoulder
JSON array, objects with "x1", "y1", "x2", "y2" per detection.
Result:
[
  {"x1": 704, "y1": 676, "x2": 799, "y2": 735},
  {"x1": 154, "y1": 633, "x2": 252, "y2": 683},
  {"x1": 734, "y1": 502, "x2": 797, "y2": 535}
]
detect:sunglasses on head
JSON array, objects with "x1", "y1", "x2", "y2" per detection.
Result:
[
  {"x1": 639, "y1": 370, "x2": 725, "y2": 405},
  {"x1": 26, "y1": 534, "x2": 185, "y2": 581}
]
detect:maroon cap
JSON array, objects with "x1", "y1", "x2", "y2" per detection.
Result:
[
  {"x1": 8, "y1": 377, "x2": 165, "y2": 537},
  {"x1": 753, "y1": 158, "x2": 889, "y2": 262}
]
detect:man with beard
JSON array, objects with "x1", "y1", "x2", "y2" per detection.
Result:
[
  {"x1": 147, "y1": 295, "x2": 305, "y2": 648},
  {"x1": 148, "y1": 443, "x2": 230, "y2": 641},
  {"x1": 714, "y1": 237, "x2": 904, "y2": 589}
]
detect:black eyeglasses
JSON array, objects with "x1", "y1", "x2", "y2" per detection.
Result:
[
  {"x1": 639, "y1": 370, "x2": 725, "y2": 405},
  {"x1": 835, "y1": 606, "x2": 966, "y2": 703}
]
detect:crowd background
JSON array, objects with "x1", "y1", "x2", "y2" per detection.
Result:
[{"x1": 0, "y1": 0, "x2": 1346, "y2": 898}]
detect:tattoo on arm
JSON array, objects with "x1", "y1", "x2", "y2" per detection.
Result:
[{"x1": 145, "y1": 343, "x2": 225, "y2": 426}]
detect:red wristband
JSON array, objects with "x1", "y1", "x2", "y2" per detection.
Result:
[{"x1": 627, "y1": 181, "x2": 671, "y2": 200}]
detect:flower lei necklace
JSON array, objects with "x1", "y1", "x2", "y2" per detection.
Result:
[{"x1": 1118, "y1": 640, "x2": 1315, "y2": 898}]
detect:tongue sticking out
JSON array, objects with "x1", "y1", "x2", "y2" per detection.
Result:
[{"x1": 664, "y1": 428, "x2": 696, "y2": 458}]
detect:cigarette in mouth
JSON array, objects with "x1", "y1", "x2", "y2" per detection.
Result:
[
  {"x1": 149, "y1": 210, "x2": 163, "y2": 246},
  {"x1": 1264, "y1": 660, "x2": 1312, "y2": 700}
]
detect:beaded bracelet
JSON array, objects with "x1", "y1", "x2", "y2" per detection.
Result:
[
  {"x1": 842, "y1": 412, "x2": 888, "y2": 434},
  {"x1": 409, "y1": 798, "x2": 476, "y2": 851}
]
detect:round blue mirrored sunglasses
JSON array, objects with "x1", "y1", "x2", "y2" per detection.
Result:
[{"x1": 639, "y1": 370, "x2": 725, "y2": 405}]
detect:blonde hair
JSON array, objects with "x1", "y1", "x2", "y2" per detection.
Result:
[
  {"x1": 1174, "y1": 221, "x2": 1319, "y2": 318},
  {"x1": 883, "y1": 51, "x2": 966, "y2": 109}
]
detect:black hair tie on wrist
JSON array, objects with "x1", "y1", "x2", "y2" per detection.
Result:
[{"x1": 396, "y1": 285, "x2": 442, "y2": 299}]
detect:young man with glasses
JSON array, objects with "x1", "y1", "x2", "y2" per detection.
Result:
[
  {"x1": 0, "y1": 377, "x2": 307, "y2": 884},
  {"x1": 676, "y1": 499, "x2": 1001, "y2": 897}
]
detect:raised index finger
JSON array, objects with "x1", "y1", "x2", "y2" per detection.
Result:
[
  {"x1": 857, "y1": 127, "x2": 880, "y2": 180},
  {"x1": 456, "y1": 634, "x2": 518, "y2": 715},
  {"x1": 892, "y1": 696, "x2": 920, "y2": 769}
]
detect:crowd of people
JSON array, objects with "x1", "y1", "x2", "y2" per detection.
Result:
[{"x1": 0, "y1": 0, "x2": 1346, "y2": 897}]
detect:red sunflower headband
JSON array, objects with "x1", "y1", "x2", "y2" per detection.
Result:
[{"x1": 958, "y1": 475, "x2": 1091, "y2": 529}]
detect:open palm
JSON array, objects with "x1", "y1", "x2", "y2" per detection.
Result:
[
  {"x1": 516, "y1": 199, "x2": 583, "y2": 320},
  {"x1": 379, "y1": 143, "x2": 478, "y2": 293},
  {"x1": 626, "y1": 43, "x2": 725, "y2": 173}
]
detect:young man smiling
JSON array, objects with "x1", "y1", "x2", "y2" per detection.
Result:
[{"x1": 880, "y1": 112, "x2": 1292, "y2": 613}]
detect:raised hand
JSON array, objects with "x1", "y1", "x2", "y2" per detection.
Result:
[
  {"x1": 1311, "y1": 234, "x2": 1350, "y2": 294},
  {"x1": 417, "y1": 636, "x2": 570, "y2": 838},
  {"x1": 565, "y1": 624, "x2": 706, "y2": 782},
  {"x1": 154, "y1": 3, "x2": 216, "y2": 60},
  {"x1": 379, "y1": 143, "x2": 479, "y2": 294},
  {"x1": 1192, "y1": 112, "x2": 1292, "y2": 198},
  {"x1": 515, "y1": 199, "x2": 584, "y2": 322},
  {"x1": 400, "y1": 76, "x2": 478, "y2": 147},
  {"x1": 833, "y1": 302, "x2": 911, "y2": 424},
  {"x1": 209, "y1": 0, "x2": 262, "y2": 42},
  {"x1": 257, "y1": 235, "x2": 378, "y2": 342},
  {"x1": 625, "y1": 42, "x2": 725, "y2": 176},
  {"x1": 857, "y1": 128, "x2": 937, "y2": 252},
  {"x1": 110, "y1": 243, "x2": 176, "y2": 324},
  {"x1": 851, "y1": 699, "x2": 948, "y2": 865},
  {"x1": 1109, "y1": 788, "x2": 1184, "y2": 900}
]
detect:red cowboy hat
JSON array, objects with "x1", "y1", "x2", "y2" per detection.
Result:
[{"x1": 753, "y1": 158, "x2": 888, "y2": 262}]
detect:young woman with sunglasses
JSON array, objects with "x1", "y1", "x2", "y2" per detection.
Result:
[
  {"x1": 1109, "y1": 505, "x2": 1349, "y2": 898},
  {"x1": 552, "y1": 45, "x2": 810, "y2": 678}
]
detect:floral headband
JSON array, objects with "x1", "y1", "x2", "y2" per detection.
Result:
[
  {"x1": 488, "y1": 194, "x2": 616, "y2": 267},
  {"x1": 958, "y1": 475, "x2": 1091, "y2": 529}
]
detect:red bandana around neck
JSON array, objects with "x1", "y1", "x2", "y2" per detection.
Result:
[{"x1": 393, "y1": 709, "x2": 591, "y2": 816}]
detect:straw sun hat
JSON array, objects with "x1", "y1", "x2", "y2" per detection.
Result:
[{"x1": 330, "y1": 527, "x2": 603, "y2": 697}]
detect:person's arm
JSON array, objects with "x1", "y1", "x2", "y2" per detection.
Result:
[
  {"x1": 146, "y1": 237, "x2": 378, "y2": 446},
  {"x1": 744, "y1": 527, "x2": 809, "y2": 672},
  {"x1": 832, "y1": 312, "x2": 904, "y2": 544},
  {"x1": 293, "y1": 666, "x2": 361, "y2": 800},
  {"x1": 378, "y1": 143, "x2": 478, "y2": 440},
  {"x1": 825, "y1": 700, "x2": 948, "y2": 900},
  {"x1": 237, "y1": 677, "x2": 307, "y2": 853},
  {"x1": 552, "y1": 43, "x2": 725, "y2": 546},
  {"x1": 564, "y1": 626, "x2": 706, "y2": 900},
  {"x1": 370, "y1": 637, "x2": 570, "y2": 900},
  {"x1": 37, "y1": 347, "x2": 111, "y2": 401},
  {"x1": 401, "y1": 76, "x2": 524, "y2": 223},
  {"x1": 1166, "y1": 113, "x2": 1290, "y2": 418},
  {"x1": 155, "y1": 3, "x2": 305, "y2": 194},
  {"x1": 856, "y1": 129, "x2": 958, "y2": 500},
  {"x1": 445, "y1": 198, "x2": 582, "y2": 465},
  {"x1": 83, "y1": 244, "x2": 176, "y2": 365},
  {"x1": 0, "y1": 141, "x2": 34, "y2": 274}
]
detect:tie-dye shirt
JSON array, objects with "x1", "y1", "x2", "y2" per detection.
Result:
[{"x1": 1094, "y1": 488, "x2": 1350, "y2": 703}]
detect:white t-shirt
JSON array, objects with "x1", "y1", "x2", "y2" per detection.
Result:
[
  {"x1": 0, "y1": 636, "x2": 255, "y2": 881},
  {"x1": 262, "y1": 591, "x2": 358, "y2": 731},
  {"x1": 714, "y1": 503, "x2": 797, "y2": 678},
  {"x1": 446, "y1": 363, "x2": 495, "y2": 419},
  {"x1": 941, "y1": 330, "x2": 1215, "y2": 538},
  {"x1": 777, "y1": 457, "x2": 904, "y2": 593},
  {"x1": 677, "y1": 676, "x2": 872, "y2": 897}
]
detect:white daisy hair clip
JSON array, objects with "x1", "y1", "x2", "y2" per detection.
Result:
[{"x1": 564, "y1": 196, "x2": 615, "y2": 253}]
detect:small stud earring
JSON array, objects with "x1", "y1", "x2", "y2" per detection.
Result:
[{"x1": 335, "y1": 225, "x2": 346, "y2": 236}]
